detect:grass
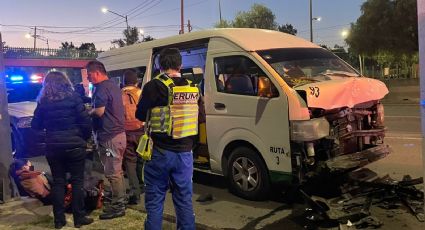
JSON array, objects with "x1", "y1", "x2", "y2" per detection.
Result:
[{"x1": 12, "y1": 207, "x2": 177, "y2": 230}]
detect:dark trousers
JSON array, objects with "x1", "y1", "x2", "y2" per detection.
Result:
[
  {"x1": 124, "y1": 130, "x2": 144, "y2": 199},
  {"x1": 46, "y1": 148, "x2": 86, "y2": 225}
]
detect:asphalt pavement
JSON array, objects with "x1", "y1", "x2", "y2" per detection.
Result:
[{"x1": 1, "y1": 78, "x2": 424, "y2": 229}]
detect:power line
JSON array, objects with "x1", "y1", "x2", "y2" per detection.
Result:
[
  {"x1": 126, "y1": 0, "x2": 158, "y2": 16},
  {"x1": 131, "y1": 0, "x2": 209, "y2": 20},
  {"x1": 129, "y1": 0, "x2": 165, "y2": 19}
]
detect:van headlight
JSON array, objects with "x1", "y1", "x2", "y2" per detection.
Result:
[{"x1": 291, "y1": 117, "x2": 330, "y2": 141}]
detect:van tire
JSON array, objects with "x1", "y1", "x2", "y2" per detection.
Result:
[{"x1": 227, "y1": 147, "x2": 270, "y2": 200}]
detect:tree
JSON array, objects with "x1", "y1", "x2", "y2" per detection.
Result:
[
  {"x1": 60, "y1": 42, "x2": 75, "y2": 50},
  {"x1": 213, "y1": 4, "x2": 298, "y2": 36},
  {"x1": 345, "y1": 0, "x2": 418, "y2": 78},
  {"x1": 214, "y1": 4, "x2": 277, "y2": 30},
  {"x1": 346, "y1": 0, "x2": 418, "y2": 56},
  {"x1": 214, "y1": 20, "x2": 232, "y2": 28},
  {"x1": 232, "y1": 4, "x2": 277, "y2": 29},
  {"x1": 78, "y1": 43, "x2": 96, "y2": 51},
  {"x1": 277, "y1": 24, "x2": 297, "y2": 35},
  {"x1": 112, "y1": 27, "x2": 140, "y2": 48},
  {"x1": 57, "y1": 42, "x2": 77, "y2": 58}
]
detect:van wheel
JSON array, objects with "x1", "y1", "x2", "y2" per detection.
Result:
[{"x1": 227, "y1": 147, "x2": 270, "y2": 200}]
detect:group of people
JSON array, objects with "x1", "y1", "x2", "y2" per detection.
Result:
[{"x1": 20, "y1": 48, "x2": 198, "y2": 230}]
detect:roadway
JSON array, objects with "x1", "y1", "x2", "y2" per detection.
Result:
[
  {"x1": 138, "y1": 101, "x2": 425, "y2": 229},
  {"x1": 27, "y1": 97, "x2": 425, "y2": 229}
]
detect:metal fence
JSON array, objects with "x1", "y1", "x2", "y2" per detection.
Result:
[
  {"x1": 363, "y1": 64, "x2": 419, "y2": 79},
  {"x1": 3, "y1": 47, "x2": 101, "y2": 59}
]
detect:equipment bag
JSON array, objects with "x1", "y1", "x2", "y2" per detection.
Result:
[{"x1": 136, "y1": 133, "x2": 153, "y2": 161}]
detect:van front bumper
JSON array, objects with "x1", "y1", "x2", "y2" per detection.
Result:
[{"x1": 325, "y1": 145, "x2": 390, "y2": 172}]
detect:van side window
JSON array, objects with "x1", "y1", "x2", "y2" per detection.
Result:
[
  {"x1": 107, "y1": 67, "x2": 146, "y2": 88},
  {"x1": 214, "y1": 56, "x2": 278, "y2": 97},
  {"x1": 152, "y1": 45, "x2": 208, "y2": 95}
]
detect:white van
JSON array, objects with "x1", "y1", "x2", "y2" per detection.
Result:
[{"x1": 98, "y1": 28, "x2": 389, "y2": 200}]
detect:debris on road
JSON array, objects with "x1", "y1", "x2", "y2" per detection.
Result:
[
  {"x1": 300, "y1": 168, "x2": 424, "y2": 229},
  {"x1": 196, "y1": 193, "x2": 213, "y2": 203}
]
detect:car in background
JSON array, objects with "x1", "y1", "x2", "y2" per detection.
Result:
[{"x1": 6, "y1": 67, "x2": 88, "y2": 159}]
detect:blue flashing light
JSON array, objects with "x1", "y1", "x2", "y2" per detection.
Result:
[{"x1": 10, "y1": 75, "x2": 24, "y2": 81}]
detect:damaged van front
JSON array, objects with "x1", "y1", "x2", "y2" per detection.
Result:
[{"x1": 258, "y1": 48, "x2": 390, "y2": 182}]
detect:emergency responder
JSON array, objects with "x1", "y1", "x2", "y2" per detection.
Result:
[
  {"x1": 136, "y1": 48, "x2": 199, "y2": 230},
  {"x1": 86, "y1": 60, "x2": 127, "y2": 220},
  {"x1": 121, "y1": 69, "x2": 144, "y2": 205}
]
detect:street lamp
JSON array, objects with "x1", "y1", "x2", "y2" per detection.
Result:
[
  {"x1": 139, "y1": 29, "x2": 145, "y2": 41},
  {"x1": 101, "y1": 7, "x2": 129, "y2": 30},
  {"x1": 25, "y1": 32, "x2": 49, "y2": 49},
  {"x1": 341, "y1": 29, "x2": 349, "y2": 39},
  {"x1": 309, "y1": 0, "x2": 321, "y2": 42}
]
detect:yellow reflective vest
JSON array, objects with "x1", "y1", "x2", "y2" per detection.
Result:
[{"x1": 149, "y1": 74, "x2": 199, "y2": 139}]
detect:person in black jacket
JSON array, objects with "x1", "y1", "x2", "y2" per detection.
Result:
[{"x1": 31, "y1": 71, "x2": 93, "y2": 229}]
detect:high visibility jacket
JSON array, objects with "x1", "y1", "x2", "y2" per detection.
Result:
[
  {"x1": 149, "y1": 74, "x2": 199, "y2": 139},
  {"x1": 122, "y1": 86, "x2": 144, "y2": 131}
]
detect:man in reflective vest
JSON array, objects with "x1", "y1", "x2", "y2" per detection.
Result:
[{"x1": 136, "y1": 48, "x2": 199, "y2": 230}]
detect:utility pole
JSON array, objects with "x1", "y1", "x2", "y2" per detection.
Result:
[
  {"x1": 309, "y1": 0, "x2": 313, "y2": 42},
  {"x1": 180, "y1": 0, "x2": 184, "y2": 34},
  {"x1": 417, "y1": 0, "x2": 425, "y2": 212},
  {"x1": 187, "y1": 20, "x2": 192, "y2": 32},
  {"x1": 125, "y1": 15, "x2": 129, "y2": 31},
  {"x1": 0, "y1": 31, "x2": 14, "y2": 202},
  {"x1": 219, "y1": 0, "x2": 222, "y2": 23},
  {"x1": 33, "y1": 26, "x2": 37, "y2": 49}
]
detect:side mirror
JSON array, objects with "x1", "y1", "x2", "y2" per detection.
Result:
[{"x1": 258, "y1": 76, "x2": 273, "y2": 97}]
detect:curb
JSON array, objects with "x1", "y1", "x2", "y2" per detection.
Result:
[{"x1": 0, "y1": 197, "x2": 43, "y2": 212}]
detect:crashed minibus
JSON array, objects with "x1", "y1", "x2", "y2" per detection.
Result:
[{"x1": 97, "y1": 28, "x2": 389, "y2": 200}]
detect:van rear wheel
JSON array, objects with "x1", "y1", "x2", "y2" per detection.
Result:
[{"x1": 227, "y1": 147, "x2": 270, "y2": 200}]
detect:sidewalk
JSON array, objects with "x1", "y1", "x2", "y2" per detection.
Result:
[
  {"x1": 0, "y1": 156, "x2": 179, "y2": 230},
  {"x1": 0, "y1": 197, "x2": 154, "y2": 230}
]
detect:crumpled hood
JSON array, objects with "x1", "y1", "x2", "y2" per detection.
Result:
[{"x1": 294, "y1": 77, "x2": 389, "y2": 109}]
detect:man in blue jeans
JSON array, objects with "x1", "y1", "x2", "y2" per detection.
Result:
[
  {"x1": 136, "y1": 48, "x2": 200, "y2": 230},
  {"x1": 86, "y1": 60, "x2": 127, "y2": 220}
]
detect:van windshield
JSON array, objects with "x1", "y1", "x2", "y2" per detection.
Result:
[{"x1": 257, "y1": 48, "x2": 360, "y2": 87}]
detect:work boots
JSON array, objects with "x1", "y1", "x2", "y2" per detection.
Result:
[{"x1": 99, "y1": 210, "x2": 126, "y2": 220}]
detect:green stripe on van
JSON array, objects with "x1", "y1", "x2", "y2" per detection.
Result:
[{"x1": 269, "y1": 171, "x2": 293, "y2": 183}]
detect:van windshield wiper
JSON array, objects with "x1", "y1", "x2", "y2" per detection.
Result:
[{"x1": 318, "y1": 70, "x2": 359, "y2": 77}]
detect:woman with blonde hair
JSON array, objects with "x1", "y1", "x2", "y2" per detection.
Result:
[{"x1": 31, "y1": 71, "x2": 93, "y2": 229}]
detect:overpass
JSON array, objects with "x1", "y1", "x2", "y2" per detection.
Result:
[{"x1": 3, "y1": 47, "x2": 100, "y2": 68}]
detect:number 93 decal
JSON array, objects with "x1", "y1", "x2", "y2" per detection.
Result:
[{"x1": 309, "y1": 86, "x2": 320, "y2": 98}]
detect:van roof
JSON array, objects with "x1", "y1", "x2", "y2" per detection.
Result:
[{"x1": 98, "y1": 28, "x2": 320, "y2": 58}]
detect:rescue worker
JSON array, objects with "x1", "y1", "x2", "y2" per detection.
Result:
[
  {"x1": 86, "y1": 60, "x2": 127, "y2": 220},
  {"x1": 121, "y1": 69, "x2": 144, "y2": 205},
  {"x1": 136, "y1": 48, "x2": 199, "y2": 230}
]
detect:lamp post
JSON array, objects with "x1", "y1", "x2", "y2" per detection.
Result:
[
  {"x1": 101, "y1": 7, "x2": 129, "y2": 31},
  {"x1": 309, "y1": 0, "x2": 321, "y2": 42},
  {"x1": 218, "y1": 0, "x2": 222, "y2": 23}
]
